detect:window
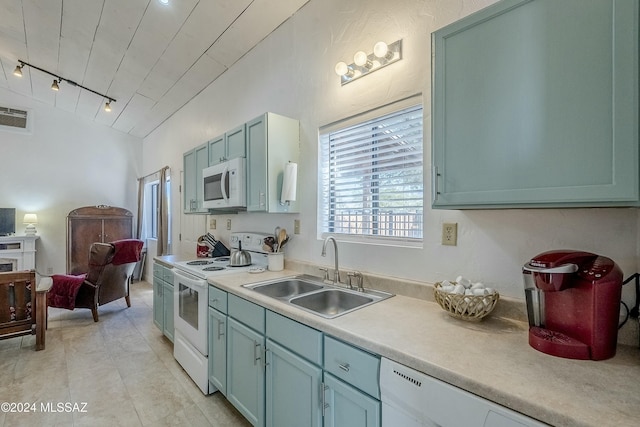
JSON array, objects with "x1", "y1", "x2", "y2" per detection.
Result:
[
  {"x1": 319, "y1": 98, "x2": 423, "y2": 244},
  {"x1": 143, "y1": 173, "x2": 171, "y2": 244}
]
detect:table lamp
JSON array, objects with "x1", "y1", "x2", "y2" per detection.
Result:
[{"x1": 23, "y1": 213, "x2": 38, "y2": 235}]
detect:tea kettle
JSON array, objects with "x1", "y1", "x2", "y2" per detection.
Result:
[{"x1": 229, "y1": 240, "x2": 251, "y2": 267}]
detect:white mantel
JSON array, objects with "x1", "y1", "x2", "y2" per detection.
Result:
[{"x1": 0, "y1": 235, "x2": 38, "y2": 271}]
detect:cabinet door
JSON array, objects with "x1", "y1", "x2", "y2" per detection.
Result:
[
  {"x1": 194, "y1": 143, "x2": 209, "y2": 212},
  {"x1": 102, "y1": 217, "x2": 132, "y2": 243},
  {"x1": 227, "y1": 317, "x2": 265, "y2": 427},
  {"x1": 432, "y1": 0, "x2": 639, "y2": 208},
  {"x1": 208, "y1": 134, "x2": 225, "y2": 166},
  {"x1": 67, "y1": 218, "x2": 103, "y2": 274},
  {"x1": 208, "y1": 307, "x2": 227, "y2": 394},
  {"x1": 323, "y1": 373, "x2": 380, "y2": 427},
  {"x1": 265, "y1": 339, "x2": 322, "y2": 427},
  {"x1": 226, "y1": 124, "x2": 246, "y2": 160},
  {"x1": 152, "y1": 277, "x2": 163, "y2": 330},
  {"x1": 246, "y1": 115, "x2": 268, "y2": 212},
  {"x1": 162, "y1": 282, "x2": 174, "y2": 342},
  {"x1": 183, "y1": 149, "x2": 197, "y2": 212},
  {"x1": 183, "y1": 143, "x2": 209, "y2": 213}
]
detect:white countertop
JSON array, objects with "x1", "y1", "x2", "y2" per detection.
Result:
[{"x1": 201, "y1": 268, "x2": 640, "y2": 427}]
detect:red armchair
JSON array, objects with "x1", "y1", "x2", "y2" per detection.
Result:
[{"x1": 48, "y1": 239, "x2": 143, "y2": 322}]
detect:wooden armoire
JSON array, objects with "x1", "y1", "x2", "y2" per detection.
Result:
[{"x1": 66, "y1": 205, "x2": 133, "y2": 274}]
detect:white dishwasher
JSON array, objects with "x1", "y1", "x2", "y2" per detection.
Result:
[{"x1": 380, "y1": 358, "x2": 548, "y2": 427}]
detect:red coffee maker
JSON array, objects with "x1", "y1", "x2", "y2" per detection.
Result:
[{"x1": 522, "y1": 250, "x2": 623, "y2": 360}]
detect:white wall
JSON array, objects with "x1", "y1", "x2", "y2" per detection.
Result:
[
  {"x1": 0, "y1": 87, "x2": 142, "y2": 275},
  {"x1": 142, "y1": 0, "x2": 639, "y2": 307}
]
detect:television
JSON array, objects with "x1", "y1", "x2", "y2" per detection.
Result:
[{"x1": 0, "y1": 208, "x2": 16, "y2": 236}]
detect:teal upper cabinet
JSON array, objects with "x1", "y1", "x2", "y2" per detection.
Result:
[
  {"x1": 246, "y1": 113, "x2": 300, "y2": 213},
  {"x1": 208, "y1": 124, "x2": 246, "y2": 166},
  {"x1": 183, "y1": 142, "x2": 209, "y2": 213},
  {"x1": 431, "y1": 0, "x2": 639, "y2": 208}
]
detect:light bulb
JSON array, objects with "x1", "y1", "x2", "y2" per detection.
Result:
[
  {"x1": 373, "y1": 41, "x2": 389, "y2": 58},
  {"x1": 353, "y1": 51, "x2": 368, "y2": 67},
  {"x1": 334, "y1": 62, "x2": 349, "y2": 76}
]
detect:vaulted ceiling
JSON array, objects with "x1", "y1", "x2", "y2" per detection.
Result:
[{"x1": 0, "y1": 0, "x2": 308, "y2": 138}]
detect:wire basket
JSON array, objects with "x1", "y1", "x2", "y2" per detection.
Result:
[{"x1": 434, "y1": 282, "x2": 499, "y2": 321}]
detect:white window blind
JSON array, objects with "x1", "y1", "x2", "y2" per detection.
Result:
[{"x1": 319, "y1": 103, "x2": 423, "y2": 242}]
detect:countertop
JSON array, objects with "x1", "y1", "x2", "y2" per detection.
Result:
[
  {"x1": 209, "y1": 270, "x2": 640, "y2": 427},
  {"x1": 156, "y1": 257, "x2": 640, "y2": 426}
]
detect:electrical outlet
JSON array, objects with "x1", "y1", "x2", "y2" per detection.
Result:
[
  {"x1": 294, "y1": 219, "x2": 300, "y2": 234},
  {"x1": 226, "y1": 219, "x2": 232, "y2": 230},
  {"x1": 47, "y1": 267, "x2": 53, "y2": 274},
  {"x1": 442, "y1": 222, "x2": 458, "y2": 246},
  {"x1": 209, "y1": 218, "x2": 216, "y2": 229}
]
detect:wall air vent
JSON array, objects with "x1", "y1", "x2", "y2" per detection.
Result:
[{"x1": 0, "y1": 106, "x2": 31, "y2": 133}]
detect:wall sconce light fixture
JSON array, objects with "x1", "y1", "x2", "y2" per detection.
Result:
[
  {"x1": 334, "y1": 39, "x2": 402, "y2": 85},
  {"x1": 13, "y1": 60, "x2": 116, "y2": 112}
]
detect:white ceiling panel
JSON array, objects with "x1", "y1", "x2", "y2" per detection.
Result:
[
  {"x1": 0, "y1": 0, "x2": 310, "y2": 138},
  {"x1": 112, "y1": 93, "x2": 156, "y2": 134},
  {"x1": 0, "y1": 0, "x2": 26, "y2": 60}
]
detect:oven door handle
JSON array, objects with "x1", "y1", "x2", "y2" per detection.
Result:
[{"x1": 172, "y1": 268, "x2": 207, "y2": 288}]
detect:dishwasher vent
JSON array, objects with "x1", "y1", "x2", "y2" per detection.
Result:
[{"x1": 393, "y1": 368, "x2": 422, "y2": 387}]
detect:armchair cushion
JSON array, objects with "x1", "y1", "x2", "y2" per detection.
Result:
[{"x1": 48, "y1": 274, "x2": 87, "y2": 310}]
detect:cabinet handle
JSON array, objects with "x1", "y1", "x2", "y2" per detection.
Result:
[
  {"x1": 254, "y1": 341, "x2": 261, "y2": 365},
  {"x1": 321, "y1": 383, "x2": 329, "y2": 417},
  {"x1": 217, "y1": 319, "x2": 225, "y2": 340},
  {"x1": 338, "y1": 363, "x2": 350, "y2": 372},
  {"x1": 432, "y1": 166, "x2": 441, "y2": 201},
  {"x1": 264, "y1": 347, "x2": 270, "y2": 369},
  {"x1": 259, "y1": 192, "x2": 265, "y2": 207}
]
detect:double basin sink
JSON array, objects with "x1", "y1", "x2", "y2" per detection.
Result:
[{"x1": 243, "y1": 275, "x2": 393, "y2": 319}]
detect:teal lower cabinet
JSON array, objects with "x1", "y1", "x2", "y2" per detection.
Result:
[
  {"x1": 152, "y1": 262, "x2": 174, "y2": 342},
  {"x1": 162, "y1": 282, "x2": 174, "y2": 342},
  {"x1": 265, "y1": 339, "x2": 323, "y2": 427},
  {"x1": 226, "y1": 295, "x2": 266, "y2": 427},
  {"x1": 323, "y1": 373, "x2": 380, "y2": 427},
  {"x1": 323, "y1": 336, "x2": 381, "y2": 427},
  {"x1": 208, "y1": 306, "x2": 227, "y2": 394},
  {"x1": 208, "y1": 289, "x2": 381, "y2": 427},
  {"x1": 152, "y1": 276, "x2": 163, "y2": 329}
]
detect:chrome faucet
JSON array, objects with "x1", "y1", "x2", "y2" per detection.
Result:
[{"x1": 321, "y1": 236, "x2": 340, "y2": 285}]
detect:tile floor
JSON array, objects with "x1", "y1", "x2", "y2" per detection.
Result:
[{"x1": 0, "y1": 280, "x2": 250, "y2": 427}]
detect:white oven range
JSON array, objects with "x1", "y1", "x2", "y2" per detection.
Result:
[{"x1": 172, "y1": 232, "x2": 270, "y2": 394}]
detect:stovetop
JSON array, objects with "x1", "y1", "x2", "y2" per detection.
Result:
[{"x1": 172, "y1": 232, "x2": 271, "y2": 280}]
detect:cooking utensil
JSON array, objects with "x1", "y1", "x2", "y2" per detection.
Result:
[
  {"x1": 277, "y1": 228, "x2": 287, "y2": 252},
  {"x1": 229, "y1": 240, "x2": 252, "y2": 267}
]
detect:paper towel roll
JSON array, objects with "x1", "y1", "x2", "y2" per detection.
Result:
[{"x1": 281, "y1": 162, "x2": 298, "y2": 203}]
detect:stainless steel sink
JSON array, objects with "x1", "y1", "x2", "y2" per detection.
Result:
[
  {"x1": 290, "y1": 289, "x2": 375, "y2": 318},
  {"x1": 247, "y1": 278, "x2": 324, "y2": 299},
  {"x1": 243, "y1": 275, "x2": 393, "y2": 319}
]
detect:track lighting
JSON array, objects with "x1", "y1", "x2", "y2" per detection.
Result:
[
  {"x1": 334, "y1": 39, "x2": 403, "y2": 85},
  {"x1": 13, "y1": 60, "x2": 116, "y2": 112}
]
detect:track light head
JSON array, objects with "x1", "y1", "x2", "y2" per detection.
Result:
[
  {"x1": 51, "y1": 79, "x2": 60, "y2": 91},
  {"x1": 13, "y1": 64, "x2": 23, "y2": 77},
  {"x1": 104, "y1": 101, "x2": 112, "y2": 112}
]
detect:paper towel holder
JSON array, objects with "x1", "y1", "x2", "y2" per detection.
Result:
[{"x1": 280, "y1": 161, "x2": 298, "y2": 207}]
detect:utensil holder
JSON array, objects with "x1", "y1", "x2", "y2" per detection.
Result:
[{"x1": 268, "y1": 253, "x2": 284, "y2": 271}]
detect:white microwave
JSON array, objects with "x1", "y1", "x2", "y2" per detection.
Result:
[{"x1": 202, "y1": 157, "x2": 246, "y2": 209}]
